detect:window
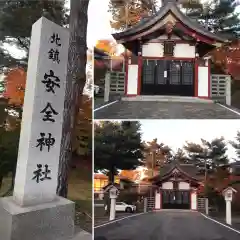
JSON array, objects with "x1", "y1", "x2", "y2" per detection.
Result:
[{"x1": 164, "y1": 41, "x2": 174, "y2": 56}]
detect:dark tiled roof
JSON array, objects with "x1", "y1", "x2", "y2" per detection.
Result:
[
  {"x1": 112, "y1": 2, "x2": 227, "y2": 43},
  {"x1": 151, "y1": 163, "x2": 202, "y2": 182}
]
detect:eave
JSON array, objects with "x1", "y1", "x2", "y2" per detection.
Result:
[{"x1": 112, "y1": 2, "x2": 227, "y2": 44}]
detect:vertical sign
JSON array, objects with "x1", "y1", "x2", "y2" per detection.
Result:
[{"x1": 13, "y1": 17, "x2": 69, "y2": 207}]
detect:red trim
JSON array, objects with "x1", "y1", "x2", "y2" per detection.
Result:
[
  {"x1": 208, "y1": 60, "x2": 211, "y2": 99},
  {"x1": 195, "y1": 59, "x2": 198, "y2": 97},
  {"x1": 125, "y1": 56, "x2": 128, "y2": 95},
  {"x1": 142, "y1": 56, "x2": 195, "y2": 61},
  {"x1": 137, "y1": 55, "x2": 143, "y2": 95},
  {"x1": 176, "y1": 22, "x2": 215, "y2": 45}
]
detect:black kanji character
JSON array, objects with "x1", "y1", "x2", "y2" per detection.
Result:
[
  {"x1": 50, "y1": 33, "x2": 61, "y2": 46},
  {"x1": 41, "y1": 70, "x2": 60, "y2": 94},
  {"x1": 40, "y1": 102, "x2": 58, "y2": 122},
  {"x1": 32, "y1": 164, "x2": 51, "y2": 183},
  {"x1": 36, "y1": 132, "x2": 55, "y2": 152},
  {"x1": 40, "y1": 164, "x2": 52, "y2": 181},
  {"x1": 48, "y1": 48, "x2": 60, "y2": 64}
]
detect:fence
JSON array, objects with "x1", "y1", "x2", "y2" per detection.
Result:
[
  {"x1": 210, "y1": 74, "x2": 231, "y2": 105},
  {"x1": 147, "y1": 197, "x2": 155, "y2": 211},
  {"x1": 109, "y1": 71, "x2": 125, "y2": 94}
]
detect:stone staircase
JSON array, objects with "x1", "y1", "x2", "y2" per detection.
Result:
[{"x1": 121, "y1": 95, "x2": 214, "y2": 103}]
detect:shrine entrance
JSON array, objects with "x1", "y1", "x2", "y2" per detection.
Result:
[
  {"x1": 141, "y1": 59, "x2": 195, "y2": 96},
  {"x1": 162, "y1": 190, "x2": 191, "y2": 209}
]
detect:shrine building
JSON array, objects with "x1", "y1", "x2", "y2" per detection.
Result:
[
  {"x1": 112, "y1": 0, "x2": 228, "y2": 98},
  {"x1": 149, "y1": 163, "x2": 202, "y2": 210}
]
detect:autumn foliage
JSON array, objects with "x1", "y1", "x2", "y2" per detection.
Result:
[{"x1": 4, "y1": 68, "x2": 26, "y2": 106}]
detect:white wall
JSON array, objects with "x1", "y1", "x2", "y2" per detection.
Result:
[
  {"x1": 174, "y1": 43, "x2": 195, "y2": 58},
  {"x1": 179, "y1": 182, "x2": 190, "y2": 190},
  {"x1": 142, "y1": 43, "x2": 164, "y2": 57},
  {"x1": 142, "y1": 42, "x2": 195, "y2": 58},
  {"x1": 162, "y1": 182, "x2": 173, "y2": 189},
  {"x1": 191, "y1": 192, "x2": 197, "y2": 210},
  {"x1": 155, "y1": 191, "x2": 161, "y2": 209},
  {"x1": 198, "y1": 66, "x2": 209, "y2": 97},
  {"x1": 127, "y1": 64, "x2": 138, "y2": 95}
]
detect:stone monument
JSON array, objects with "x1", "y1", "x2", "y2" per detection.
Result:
[{"x1": 0, "y1": 17, "x2": 75, "y2": 240}]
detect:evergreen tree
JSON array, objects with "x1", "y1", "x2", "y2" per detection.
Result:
[
  {"x1": 186, "y1": 0, "x2": 240, "y2": 38},
  {"x1": 0, "y1": 0, "x2": 69, "y2": 72},
  {"x1": 230, "y1": 131, "x2": 240, "y2": 160},
  {"x1": 94, "y1": 121, "x2": 143, "y2": 183},
  {"x1": 184, "y1": 137, "x2": 228, "y2": 178}
]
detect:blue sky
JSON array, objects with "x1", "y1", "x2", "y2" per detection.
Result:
[{"x1": 140, "y1": 120, "x2": 240, "y2": 160}]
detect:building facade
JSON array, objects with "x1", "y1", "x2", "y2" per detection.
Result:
[
  {"x1": 112, "y1": 0, "x2": 228, "y2": 98},
  {"x1": 150, "y1": 163, "x2": 202, "y2": 210}
]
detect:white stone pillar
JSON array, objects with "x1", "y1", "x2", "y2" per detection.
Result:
[
  {"x1": 205, "y1": 198, "x2": 209, "y2": 215},
  {"x1": 13, "y1": 17, "x2": 69, "y2": 207},
  {"x1": 226, "y1": 75, "x2": 231, "y2": 106},
  {"x1": 144, "y1": 198, "x2": 148, "y2": 213},
  {"x1": 109, "y1": 197, "x2": 116, "y2": 221},
  {"x1": 226, "y1": 200, "x2": 232, "y2": 225},
  {"x1": 104, "y1": 72, "x2": 110, "y2": 102}
]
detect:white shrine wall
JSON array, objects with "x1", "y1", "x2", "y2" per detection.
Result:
[
  {"x1": 127, "y1": 64, "x2": 138, "y2": 95},
  {"x1": 162, "y1": 182, "x2": 173, "y2": 189},
  {"x1": 142, "y1": 42, "x2": 164, "y2": 57},
  {"x1": 174, "y1": 43, "x2": 195, "y2": 58},
  {"x1": 198, "y1": 66, "x2": 209, "y2": 98},
  {"x1": 142, "y1": 42, "x2": 195, "y2": 58},
  {"x1": 179, "y1": 182, "x2": 190, "y2": 190}
]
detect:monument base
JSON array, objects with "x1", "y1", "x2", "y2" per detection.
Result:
[{"x1": 0, "y1": 196, "x2": 75, "y2": 240}]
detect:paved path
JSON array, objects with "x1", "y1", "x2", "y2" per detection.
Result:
[
  {"x1": 94, "y1": 101, "x2": 240, "y2": 119},
  {"x1": 94, "y1": 210, "x2": 240, "y2": 240}
]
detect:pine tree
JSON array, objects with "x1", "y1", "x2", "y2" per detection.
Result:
[
  {"x1": 230, "y1": 131, "x2": 240, "y2": 160},
  {"x1": 94, "y1": 121, "x2": 143, "y2": 183},
  {"x1": 186, "y1": 0, "x2": 240, "y2": 38}
]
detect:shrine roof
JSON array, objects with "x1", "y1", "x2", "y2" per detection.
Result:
[
  {"x1": 112, "y1": 2, "x2": 227, "y2": 43},
  {"x1": 150, "y1": 163, "x2": 202, "y2": 183}
]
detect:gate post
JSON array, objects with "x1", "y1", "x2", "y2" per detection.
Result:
[
  {"x1": 205, "y1": 198, "x2": 209, "y2": 215},
  {"x1": 144, "y1": 198, "x2": 147, "y2": 213},
  {"x1": 226, "y1": 75, "x2": 231, "y2": 106},
  {"x1": 104, "y1": 71, "x2": 110, "y2": 103}
]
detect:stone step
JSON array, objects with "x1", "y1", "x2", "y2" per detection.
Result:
[{"x1": 121, "y1": 95, "x2": 214, "y2": 103}]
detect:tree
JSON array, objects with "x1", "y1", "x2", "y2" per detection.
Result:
[
  {"x1": 0, "y1": 0, "x2": 69, "y2": 72},
  {"x1": 57, "y1": 0, "x2": 90, "y2": 197},
  {"x1": 109, "y1": 0, "x2": 158, "y2": 30},
  {"x1": 184, "y1": 137, "x2": 229, "y2": 180},
  {"x1": 186, "y1": 0, "x2": 240, "y2": 39},
  {"x1": 72, "y1": 95, "x2": 92, "y2": 157},
  {"x1": 95, "y1": 39, "x2": 118, "y2": 56},
  {"x1": 230, "y1": 131, "x2": 240, "y2": 160},
  {"x1": 142, "y1": 138, "x2": 172, "y2": 177},
  {"x1": 94, "y1": 121, "x2": 143, "y2": 183}
]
